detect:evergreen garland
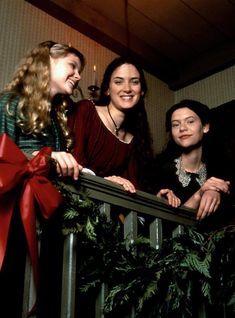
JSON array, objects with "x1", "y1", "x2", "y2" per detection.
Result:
[
  {"x1": 55, "y1": 180, "x2": 235, "y2": 317},
  {"x1": 53, "y1": 179, "x2": 100, "y2": 238}
]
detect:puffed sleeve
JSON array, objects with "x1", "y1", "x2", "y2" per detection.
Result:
[
  {"x1": 67, "y1": 99, "x2": 94, "y2": 166},
  {"x1": 0, "y1": 93, "x2": 19, "y2": 141}
]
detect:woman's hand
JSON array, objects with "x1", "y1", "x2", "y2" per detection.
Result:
[
  {"x1": 157, "y1": 189, "x2": 181, "y2": 208},
  {"x1": 51, "y1": 151, "x2": 83, "y2": 180},
  {"x1": 200, "y1": 177, "x2": 230, "y2": 194},
  {"x1": 184, "y1": 176, "x2": 230, "y2": 214},
  {"x1": 196, "y1": 190, "x2": 221, "y2": 220},
  {"x1": 104, "y1": 176, "x2": 136, "y2": 193}
]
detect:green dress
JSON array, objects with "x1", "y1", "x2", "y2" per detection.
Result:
[
  {"x1": 0, "y1": 92, "x2": 66, "y2": 156},
  {"x1": 0, "y1": 92, "x2": 66, "y2": 317}
]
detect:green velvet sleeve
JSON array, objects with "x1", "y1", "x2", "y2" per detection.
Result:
[{"x1": 0, "y1": 93, "x2": 19, "y2": 142}]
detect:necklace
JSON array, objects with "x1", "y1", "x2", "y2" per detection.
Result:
[{"x1": 107, "y1": 105, "x2": 120, "y2": 135}]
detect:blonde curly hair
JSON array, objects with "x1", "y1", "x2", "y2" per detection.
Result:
[{"x1": 4, "y1": 40, "x2": 85, "y2": 150}]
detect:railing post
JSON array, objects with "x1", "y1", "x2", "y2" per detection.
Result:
[
  {"x1": 22, "y1": 229, "x2": 41, "y2": 318},
  {"x1": 99, "y1": 202, "x2": 111, "y2": 221},
  {"x1": 61, "y1": 233, "x2": 77, "y2": 318},
  {"x1": 172, "y1": 224, "x2": 209, "y2": 318},
  {"x1": 95, "y1": 203, "x2": 111, "y2": 318},
  {"x1": 123, "y1": 211, "x2": 137, "y2": 317},
  {"x1": 172, "y1": 224, "x2": 184, "y2": 237},
  {"x1": 124, "y1": 307, "x2": 135, "y2": 318},
  {"x1": 22, "y1": 254, "x2": 36, "y2": 318},
  {"x1": 95, "y1": 282, "x2": 109, "y2": 318},
  {"x1": 124, "y1": 211, "x2": 138, "y2": 242},
  {"x1": 149, "y1": 218, "x2": 163, "y2": 250},
  {"x1": 197, "y1": 302, "x2": 207, "y2": 318}
]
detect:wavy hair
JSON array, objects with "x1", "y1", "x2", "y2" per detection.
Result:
[{"x1": 3, "y1": 40, "x2": 85, "y2": 150}]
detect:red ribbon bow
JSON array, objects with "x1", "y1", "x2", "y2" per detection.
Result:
[{"x1": 0, "y1": 133, "x2": 63, "y2": 294}]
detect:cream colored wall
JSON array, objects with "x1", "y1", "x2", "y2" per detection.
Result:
[
  {"x1": 0, "y1": 0, "x2": 118, "y2": 98},
  {"x1": 175, "y1": 65, "x2": 235, "y2": 108},
  {"x1": 0, "y1": 0, "x2": 234, "y2": 154},
  {"x1": 0, "y1": 0, "x2": 172, "y2": 153},
  {"x1": 145, "y1": 72, "x2": 174, "y2": 152}
]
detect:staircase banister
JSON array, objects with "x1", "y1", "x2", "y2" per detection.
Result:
[{"x1": 64, "y1": 172, "x2": 196, "y2": 226}]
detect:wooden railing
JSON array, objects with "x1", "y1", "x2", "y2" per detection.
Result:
[{"x1": 22, "y1": 173, "x2": 199, "y2": 318}]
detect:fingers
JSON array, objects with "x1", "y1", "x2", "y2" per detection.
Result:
[
  {"x1": 166, "y1": 190, "x2": 181, "y2": 208},
  {"x1": 51, "y1": 151, "x2": 82, "y2": 180},
  {"x1": 157, "y1": 189, "x2": 181, "y2": 208},
  {"x1": 104, "y1": 176, "x2": 136, "y2": 193},
  {"x1": 202, "y1": 177, "x2": 230, "y2": 194},
  {"x1": 196, "y1": 190, "x2": 221, "y2": 220}
]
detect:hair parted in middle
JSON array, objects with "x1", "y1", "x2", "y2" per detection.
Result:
[
  {"x1": 97, "y1": 56, "x2": 147, "y2": 106},
  {"x1": 96, "y1": 56, "x2": 154, "y2": 192}
]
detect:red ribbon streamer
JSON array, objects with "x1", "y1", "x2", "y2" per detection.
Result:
[{"x1": 0, "y1": 133, "x2": 63, "y2": 297}]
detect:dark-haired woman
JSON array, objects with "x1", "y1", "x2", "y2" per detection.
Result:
[
  {"x1": 68, "y1": 56, "x2": 154, "y2": 193},
  {"x1": 155, "y1": 99, "x2": 231, "y2": 226}
]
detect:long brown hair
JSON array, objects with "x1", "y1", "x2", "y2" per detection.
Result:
[{"x1": 97, "y1": 56, "x2": 154, "y2": 192}]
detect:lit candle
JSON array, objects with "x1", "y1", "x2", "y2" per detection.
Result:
[{"x1": 92, "y1": 65, "x2": 97, "y2": 86}]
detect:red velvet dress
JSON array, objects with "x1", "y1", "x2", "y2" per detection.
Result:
[{"x1": 68, "y1": 99, "x2": 139, "y2": 187}]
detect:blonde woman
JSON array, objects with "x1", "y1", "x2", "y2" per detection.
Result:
[
  {"x1": 0, "y1": 40, "x2": 84, "y2": 179},
  {"x1": 0, "y1": 40, "x2": 85, "y2": 317}
]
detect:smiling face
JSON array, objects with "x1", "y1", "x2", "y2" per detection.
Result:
[
  {"x1": 171, "y1": 107, "x2": 209, "y2": 149},
  {"x1": 50, "y1": 53, "x2": 82, "y2": 97},
  {"x1": 107, "y1": 63, "x2": 143, "y2": 111}
]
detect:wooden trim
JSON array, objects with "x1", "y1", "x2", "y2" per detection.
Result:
[{"x1": 65, "y1": 173, "x2": 196, "y2": 226}]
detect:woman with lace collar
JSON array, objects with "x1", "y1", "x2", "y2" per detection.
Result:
[{"x1": 155, "y1": 99, "x2": 230, "y2": 224}]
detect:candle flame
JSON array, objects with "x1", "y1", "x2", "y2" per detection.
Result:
[{"x1": 93, "y1": 65, "x2": 96, "y2": 72}]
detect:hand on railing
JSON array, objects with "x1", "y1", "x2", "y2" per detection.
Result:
[
  {"x1": 156, "y1": 188, "x2": 181, "y2": 208},
  {"x1": 104, "y1": 175, "x2": 136, "y2": 193}
]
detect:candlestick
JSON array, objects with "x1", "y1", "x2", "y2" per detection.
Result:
[
  {"x1": 88, "y1": 64, "x2": 99, "y2": 101},
  {"x1": 92, "y1": 64, "x2": 97, "y2": 86},
  {"x1": 88, "y1": 84, "x2": 99, "y2": 101}
]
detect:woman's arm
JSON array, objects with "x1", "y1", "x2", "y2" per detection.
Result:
[
  {"x1": 184, "y1": 177, "x2": 230, "y2": 219},
  {"x1": 67, "y1": 100, "x2": 92, "y2": 166},
  {"x1": 0, "y1": 93, "x2": 18, "y2": 141},
  {"x1": 32, "y1": 150, "x2": 82, "y2": 180},
  {"x1": 196, "y1": 190, "x2": 221, "y2": 220}
]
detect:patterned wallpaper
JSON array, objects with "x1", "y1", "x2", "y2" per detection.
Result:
[{"x1": 0, "y1": 0, "x2": 234, "y2": 153}]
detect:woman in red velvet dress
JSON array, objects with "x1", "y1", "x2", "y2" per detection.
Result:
[{"x1": 68, "y1": 56, "x2": 154, "y2": 193}]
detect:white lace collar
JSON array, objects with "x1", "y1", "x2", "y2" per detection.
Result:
[{"x1": 175, "y1": 157, "x2": 207, "y2": 187}]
